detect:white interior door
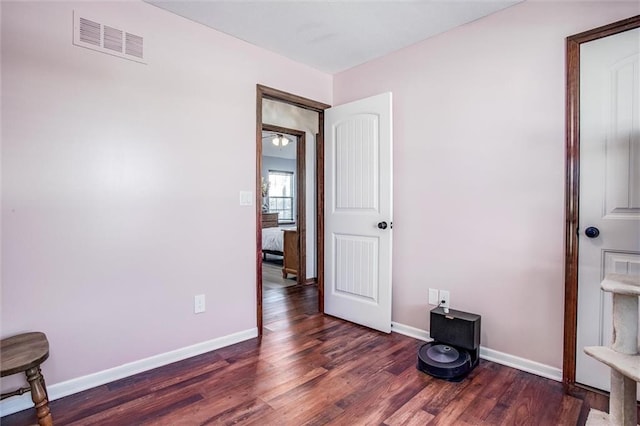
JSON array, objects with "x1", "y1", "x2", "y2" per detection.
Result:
[
  {"x1": 324, "y1": 92, "x2": 393, "y2": 333},
  {"x1": 576, "y1": 27, "x2": 640, "y2": 394}
]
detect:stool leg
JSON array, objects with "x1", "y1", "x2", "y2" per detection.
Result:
[
  {"x1": 25, "y1": 367, "x2": 53, "y2": 426},
  {"x1": 38, "y1": 367, "x2": 48, "y2": 399}
]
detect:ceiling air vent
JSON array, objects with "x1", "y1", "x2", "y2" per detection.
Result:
[{"x1": 73, "y1": 11, "x2": 146, "y2": 64}]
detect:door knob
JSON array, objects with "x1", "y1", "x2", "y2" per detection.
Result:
[
  {"x1": 585, "y1": 227, "x2": 600, "y2": 238},
  {"x1": 377, "y1": 221, "x2": 388, "y2": 230}
]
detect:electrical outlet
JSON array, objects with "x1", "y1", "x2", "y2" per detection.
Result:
[
  {"x1": 194, "y1": 294, "x2": 206, "y2": 314},
  {"x1": 428, "y1": 288, "x2": 439, "y2": 305},
  {"x1": 439, "y1": 290, "x2": 450, "y2": 310}
]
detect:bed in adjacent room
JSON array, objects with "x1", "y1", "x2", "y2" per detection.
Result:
[{"x1": 262, "y1": 226, "x2": 292, "y2": 256}]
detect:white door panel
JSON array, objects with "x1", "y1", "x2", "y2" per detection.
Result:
[
  {"x1": 576, "y1": 27, "x2": 640, "y2": 396},
  {"x1": 325, "y1": 92, "x2": 392, "y2": 333}
]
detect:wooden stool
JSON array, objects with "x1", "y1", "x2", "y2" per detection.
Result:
[{"x1": 1, "y1": 332, "x2": 53, "y2": 426}]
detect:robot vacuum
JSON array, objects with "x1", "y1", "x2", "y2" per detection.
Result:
[
  {"x1": 417, "y1": 342, "x2": 472, "y2": 381},
  {"x1": 417, "y1": 307, "x2": 481, "y2": 381}
]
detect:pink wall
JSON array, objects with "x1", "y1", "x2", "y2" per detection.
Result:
[
  {"x1": 1, "y1": 0, "x2": 331, "y2": 390},
  {"x1": 3, "y1": 0, "x2": 638, "y2": 398},
  {"x1": 333, "y1": 1, "x2": 639, "y2": 368}
]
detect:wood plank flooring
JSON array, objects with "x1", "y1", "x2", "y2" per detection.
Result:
[
  {"x1": 1, "y1": 283, "x2": 622, "y2": 425},
  {"x1": 262, "y1": 259, "x2": 298, "y2": 290}
]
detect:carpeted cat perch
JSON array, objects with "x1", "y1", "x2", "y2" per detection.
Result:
[{"x1": 584, "y1": 274, "x2": 640, "y2": 426}]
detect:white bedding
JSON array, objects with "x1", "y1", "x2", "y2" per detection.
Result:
[{"x1": 262, "y1": 227, "x2": 295, "y2": 252}]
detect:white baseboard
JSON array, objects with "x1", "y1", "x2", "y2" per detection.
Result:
[
  {"x1": 479, "y1": 346, "x2": 562, "y2": 382},
  {"x1": 391, "y1": 321, "x2": 432, "y2": 342},
  {"x1": 0, "y1": 327, "x2": 258, "y2": 417},
  {"x1": 391, "y1": 321, "x2": 562, "y2": 382}
]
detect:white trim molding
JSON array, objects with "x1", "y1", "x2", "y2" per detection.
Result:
[
  {"x1": 478, "y1": 346, "x2": 562, "y2": 382},
  {"x1": 0, "y1": 328, "x2": 258, "y2": 417},
  {"x1": 391, "y1": 321, "x2": 431, "y2": 342},
  {"x1": 391, "y1": 321, "x2": 562, "y2": 382}
]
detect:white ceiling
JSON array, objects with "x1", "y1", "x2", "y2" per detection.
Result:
[{"x1": 146, "y1": 0, "x2": 522, "y2": 74}]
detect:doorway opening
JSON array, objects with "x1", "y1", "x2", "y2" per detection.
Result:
[
  {"x1": 261, "y1": 126, "x2": 306, "y2": 286},
  {"x1": 255, "y1": 85, "x2": 330, "y2": 334}
]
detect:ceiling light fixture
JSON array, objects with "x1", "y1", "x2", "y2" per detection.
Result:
[{"x1": 272, "y1": 134, "x2": 289, "y2": 147}]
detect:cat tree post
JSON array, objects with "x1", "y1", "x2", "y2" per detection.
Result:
[
  {"x1": 610, "y1": 289, "x2": 638, "y2": 425},
  {"x1": 584, "y1": 274, "x2": 639, "y2": 426}
]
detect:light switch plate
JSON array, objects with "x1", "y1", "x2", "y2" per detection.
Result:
[{"x1": 239, "y1": 191, "x2": 253, "y2": 206}]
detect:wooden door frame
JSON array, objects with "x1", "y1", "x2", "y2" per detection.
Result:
[
  {"x1": 563, "y1": 15, "x2": 640, "y2": 389},
  {"x1": 256, "y1": 85, "x2": 330, "y2": 333},
  {"x1": 261, "y1": 124, "x2": 306, "y2": 284}
]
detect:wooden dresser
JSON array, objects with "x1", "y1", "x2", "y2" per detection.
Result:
[
  {"x1": 282, "y1": 229, "x2": 299, "y2": 280},
  {"x1": 262, "y1": 212, "x2": 279, "y2": 228}
]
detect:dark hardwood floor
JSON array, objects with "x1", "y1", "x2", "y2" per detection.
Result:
[{"x1": 2, "y1": 283, "x2": 620, "y2": 425}]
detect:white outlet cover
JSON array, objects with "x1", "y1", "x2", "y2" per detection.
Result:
[
  {"x1": 194, "y1": 294, "x2": 206, "y2": 314},
  {"x1": 428, "y1": 288, "x2": 439, "y2": 305},
  {"x1": 440, "y1": 290, "x2": 450, "y2": 308}
]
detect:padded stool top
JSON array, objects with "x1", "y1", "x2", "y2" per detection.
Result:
[{"x1": 0, "y1": 332, "x2": 49, "y2": 377}]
